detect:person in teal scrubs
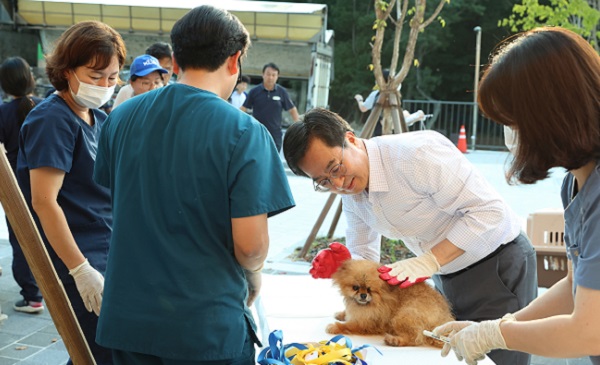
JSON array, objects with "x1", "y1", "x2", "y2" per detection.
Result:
[{"x1": 94, "y1": 5, "x2": 295, "y2": 364}]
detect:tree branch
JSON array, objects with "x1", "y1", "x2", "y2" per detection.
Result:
[{"x1": 419, "y1": 0, "x2": 446, "y2": 30}]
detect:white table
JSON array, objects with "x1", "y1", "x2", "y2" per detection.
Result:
[{"x1": 254, "y1": 274, "x2": 495, "y2": 364}]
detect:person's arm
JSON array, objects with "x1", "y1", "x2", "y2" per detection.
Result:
[
  {"x1": 232, "y1": 214, "x2": 269, "y2": 306},
  {"x1": 30, "y1": 167, "x2": 86, "y2": 268},
  {"x1": 288, "y1": 107, "x2": 300, "y2": 122},
  {"x1": 354, "y1": 94, "x2": 369, "y2": 113},
  {"x1": 30, "y1": 167, "x2": 104, "y2": 315},
  {"x1": 501, "y1": 282, "x2": 600, "y2": 357},
  {"x1": 434, "y1": 268, "x2": 600, "y2": 360},
  {"x1": 379, "y1": 239, "x2": 464, "y2": 288},
  {"x1": 240, "y1": 106, "x2": 248, "y2": 113},
  {"x1": 232, "y1": 214, "x2": 269, "y2": 272},
  {"x1": 343, "y1": 201, "x2": 382, "y2": 262}
]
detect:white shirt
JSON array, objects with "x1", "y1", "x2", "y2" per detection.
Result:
[
  {"x1": 230, "y1": 91, "x2": 246, "y2": 109},
  {"x1": 112, "y1": 84, "x2": 134, "y2": 109},
  {"x1": 342, "y1": 130, "x2": 521, "y2": 274}
]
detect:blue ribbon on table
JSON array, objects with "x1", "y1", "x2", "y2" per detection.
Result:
[{"x1": 257, "y1": 330, "x2": 381, "y2": 365}]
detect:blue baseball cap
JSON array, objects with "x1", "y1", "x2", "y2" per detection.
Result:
[{"x1": 130, "y1": 55, "x2": 168, "y2": 77}]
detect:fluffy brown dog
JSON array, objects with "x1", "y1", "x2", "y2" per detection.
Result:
[{"x1": 326, "y1": 259, "x2": 454, "y2": 348}]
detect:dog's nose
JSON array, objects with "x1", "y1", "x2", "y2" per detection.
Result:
[{"x1": 360, "y1": 293, "x2": 367, "y2": 300}]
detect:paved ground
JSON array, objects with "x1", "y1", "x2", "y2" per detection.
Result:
[{"x1": 0, "y1": 150, "x2": 592, "y2": 364}]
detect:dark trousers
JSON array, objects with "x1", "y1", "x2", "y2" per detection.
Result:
[
  {"x1": 7, "y1": 218, "x2": 42, "y2": 302},
  {"x1": 112, "y1": 331, "x2": 256, "y2": 365},
  {"x1": 433, "y1": 232, "x2": 538, "y2": 365},
  {"x1": 64, "y1": 280, "x2": 113, "y2": 365}
]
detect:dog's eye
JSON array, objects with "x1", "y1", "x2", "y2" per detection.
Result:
[
  {"x1": 352, "y1": 285, "x2": 359, "y2": 291},
  {"x1": 367, "y1": 287, "x2": 371, "y2": 293}
]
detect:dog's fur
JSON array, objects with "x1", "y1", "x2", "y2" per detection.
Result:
[{"x1": 326, "y1": 259, "x2": 454, "y2": 348}]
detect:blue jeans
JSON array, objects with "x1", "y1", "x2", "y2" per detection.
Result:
[{"x1": 7, "y1": 218, "x2": 42, "y2": 302}]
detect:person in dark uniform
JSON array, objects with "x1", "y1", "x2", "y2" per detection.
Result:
[{"x1": 241, "y1": 62, "x2": 299, "y2": 151}]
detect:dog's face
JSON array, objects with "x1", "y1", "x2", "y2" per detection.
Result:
[{"x1": 331, "y1": 259, "x2": 388, "y2": 307}]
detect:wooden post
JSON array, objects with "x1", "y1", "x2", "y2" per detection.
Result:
[
  {"x1": 0, "y1": 145, "x2": 96, "y2": 364},
  {"x1": 297, "y1": 193, "x2": 337, "y2": 258}
]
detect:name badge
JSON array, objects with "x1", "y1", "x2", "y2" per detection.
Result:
[{"x1": 272, "y1": 96, "x2": 281, "y2": 101}]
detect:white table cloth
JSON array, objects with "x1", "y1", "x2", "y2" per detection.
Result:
[{"x1": 254, "y1": 274, "x2": 495, "y2": 364}]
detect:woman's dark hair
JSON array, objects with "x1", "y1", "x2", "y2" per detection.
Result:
[
  {"x1": 45, "y1": 21, "x2": 126, "y2": 91},
  {"x1": 0, "y1": 56, "x2": 38, "y2": 127},
  {"x1": 171, "y1": 5, "x2": 250, "y2": 72},
  {"x1": 478, "y1": 27, "x2": 600, "y2": 184},
  {"x1": 283, "y1": 108, "x2": 353, "y2": 178}
]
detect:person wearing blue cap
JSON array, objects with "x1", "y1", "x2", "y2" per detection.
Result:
[{"x1": 113, "y1": 54, "x2": 167, "y2": 109}]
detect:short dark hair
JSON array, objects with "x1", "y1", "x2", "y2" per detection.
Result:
[
  {"x1": 263, "y1": 62, "x2": 280, "y2": 74},
  {"x1": 239, "y1": 75, "x2": 251, "y2": 84},
  {"x1": 0, "y1": 57, "x2": 35, "y2": 97},
  {"x1": 170, "y1": 5, "x2": 250, "y2": 72},
  {"x1": 45, "y1": 21, "x2": 126, "y2": 91},
  {"x1": 479, "y1": 27, "x2": 600, "y2": 185},
  {"x1": 283, "y1": 108, "x2": 353, "y2": 178},
  {"x1": 145, "y1": 42, "x2": 173, "y2": 60}
]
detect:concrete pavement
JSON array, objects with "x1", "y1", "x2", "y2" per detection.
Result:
[{"x1": 0, "y1": 150, "x2": 591, "y2": 364}]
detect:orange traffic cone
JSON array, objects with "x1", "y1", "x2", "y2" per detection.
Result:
[{"x1": 457, "y1": 125, "x2": 468, "y2": 153}]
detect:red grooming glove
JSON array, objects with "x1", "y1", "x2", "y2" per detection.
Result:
[
  {"x1": 377, "y1": 250, "x2": 440, "y2": 288},
  {"x1": 309, "y1": 242, "x2": 351, "y2": 279}
]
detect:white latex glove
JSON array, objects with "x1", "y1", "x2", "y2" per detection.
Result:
[
  {"x1": 69, "y1": 259, "x2": 104, "y2": 316},
  {"x1": 433, "y1": 319, "x2": 509, "y2": 365},
  {"x1": 378, "y1": 250, "x2": 440, "y2": 288}
]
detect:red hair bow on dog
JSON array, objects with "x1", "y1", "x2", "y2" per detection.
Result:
[{"x1": 309, "y1": 242, "x2": 351, "y2": 279}]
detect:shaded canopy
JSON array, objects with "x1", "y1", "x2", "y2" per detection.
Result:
[{"x1": 16, "y1": 0, "x2": 327, "y2": 43}]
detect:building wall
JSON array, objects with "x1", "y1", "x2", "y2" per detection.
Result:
[
  {"x1": 1, "y1": 27, "x2": 314, "y2": 110},
  {"x1": 0, "y1": 29, "x2": 39, "y2": 67}
]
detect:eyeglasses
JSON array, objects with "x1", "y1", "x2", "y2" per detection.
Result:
[
  {"x1": 139, "y1": 79, "x2": 163, "y2": 90},
  {"x1": 313, "y1": 143, "x2": 347, "y2": 192},
  {"x1": 237, "y1": 57, "x2": 242, "y2": 84}
]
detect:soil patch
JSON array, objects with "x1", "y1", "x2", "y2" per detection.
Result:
[{"x1": 288, "y1": 236, "x2": 415, "y2": 265}]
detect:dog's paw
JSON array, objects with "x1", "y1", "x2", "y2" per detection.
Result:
[
  {"x1": 384, "y1": 333, "x2": 414, "y2": 347},
  {"x1": 334, "y1": 311, "x2": 346, "y2": 321},
  {"x1": 326, "y1": 322, "x2": 342, "y2": 334}
]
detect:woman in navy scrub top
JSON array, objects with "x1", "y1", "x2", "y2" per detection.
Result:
[{"x1": 16, "y1": 21, "x2": 126, "y2": 365}]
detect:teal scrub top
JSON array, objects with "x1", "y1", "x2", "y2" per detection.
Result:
[{"x1": 94, "y1": 84, "x2": 295, "y2": 360}]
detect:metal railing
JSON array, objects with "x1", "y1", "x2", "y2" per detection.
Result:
[{"x1": 402, "y1": 99, "x2": 506, "y2": 151}]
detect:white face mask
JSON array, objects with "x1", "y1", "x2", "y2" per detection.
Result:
[
  {"x1": 503, "y1": 125, "x2": 518, "y2": 155},
  {"x1": 69, "y1": 72, "x2": 115, "y2": 109}
]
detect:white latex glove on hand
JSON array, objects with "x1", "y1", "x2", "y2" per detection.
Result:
[
  {"x1": 433, "y1": 319, "x2": 509, "y2": 365},
  {"x1": 69, "y1": 259, "x2": 104, "y2": 316},
  {"x1": 378, "y1": 250, "x2": 440, "y2": 288}
]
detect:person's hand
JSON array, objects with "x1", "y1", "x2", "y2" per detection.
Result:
[
  {"x1": 69, "y1": 259, "x2": 104, "y2": 316},
  {"x1": 433, "y1": 319, "x2": 508, "y2": 365},
  {"x1": 354, "y1": 94, "x2": 363, "y2": 102},
  {"x1": 309, "y1": 242, "x2": 351, "y2": 279},
  {"x1": 378, "y1": 250, "x2": 440, "y2": 288},
  {"x1": 245, "y1": 269, "x2": 262, "y2": 307}
]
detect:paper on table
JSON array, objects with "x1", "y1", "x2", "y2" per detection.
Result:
[{"x1": 253, "y1": 274, "x2": 495, "y2": 365}]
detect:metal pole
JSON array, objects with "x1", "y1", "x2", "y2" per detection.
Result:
[{"x1": 471, "y1": 26, "x2": 482, "y2": 152}]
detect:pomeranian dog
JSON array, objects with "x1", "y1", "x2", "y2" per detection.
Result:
[{"x1": 326, "y1": 259, "x2": 454, "y2": 348}]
